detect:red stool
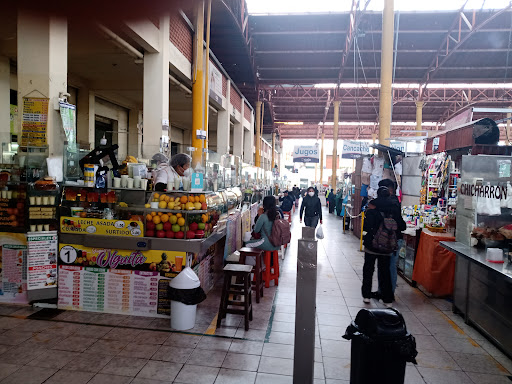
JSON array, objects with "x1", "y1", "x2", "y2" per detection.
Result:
[
  {"x1": 283, "y1": 211, "x2": 292, "y2": 223},
  {"x1": 263, "y1": 250, "x2": 279, "y2": 288}
]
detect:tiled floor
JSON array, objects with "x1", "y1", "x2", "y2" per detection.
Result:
[{"x1": 0, "y1": 205, "x2": 511, "y2": 383}]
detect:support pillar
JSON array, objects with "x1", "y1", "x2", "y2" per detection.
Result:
[
  {"x1": 319, "y1": 132, "x2": 325, "y2": 184},
  {"x1": 76, "y1": 89, "x2": 95, "y2": 149},
  {"x1": 255, "y1": 101, "x2": 262, "y2": 168},
  {"x1": 217, "y1": 80, "x2": 231, "y2": 155},
  {"x1": 0, "y1": 56, "x2": 10, "y2": 145},
  {"x1": 378, "y1": 0, "x2": 394, "y2": 147},
  {"x1": 17, "y1": 12, "x2": 68, "y2": 157},
  {"x1": 415, "y1": 100, "x2": 424, "y2": 137},
  {"x1": 143, "y1": 14, "x2": 170, "y2": 159},
  {"x1": 191, "y1": 2, "x2": 205, "y2": 168},
  {"x1": 507, "y1": 107, "x2": 511, "y2": 145},
  {"x1": 332, "y1": 100, "x2": 340, "y2": 191},
  {"x1": 233, "y1": 100, "x2": 244, "y2": 158},
  {"x1": 128, "y1": 109, "x2": 142, "y2": 159}
]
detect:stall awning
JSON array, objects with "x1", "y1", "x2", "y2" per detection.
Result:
[{"x1": 369, "y1": 144, "x2": 405, "y2": 157}]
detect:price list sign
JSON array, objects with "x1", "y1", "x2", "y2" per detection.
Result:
[{"x1": 27, "y1": 232, "x2": 58, "y2": 290}]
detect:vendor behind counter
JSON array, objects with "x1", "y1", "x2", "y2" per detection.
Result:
[{"x1": 152, "y1": 153, "x2": 192, "y2": 191}]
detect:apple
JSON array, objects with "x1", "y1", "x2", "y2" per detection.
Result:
[
  {"x1": 175, "y1": 231, "x2": 184, "y2": 239},
  {"x1": 156, "y1": 223, "x2": 164, "y2": 231},
  {"x1": 146, "y1": 230, "x2": 155, "y2": 237},
  {"x1": 198, "y1": 222, "x2": 205, "y2": 230},
  {"x1": 189, "y1": 222, "x2": 198, "y2": 231},
  {"x1": 166, "y1": 230, "x2": 175, "y2": 238},
  {"x1": 163, "y1": 222, "x2": 172, "y2": 231},
  {"x1": 195, "y1": 230, "x2": 205, "y2": 238},
  {"x1": 186, "y1": 230, "x2": 196, "y2": 239},
  {"x1": 172, "y1": 224, "x2": 180, "y2": 232},
  {"x1": 146, "y1": 221, "x2": 155, "y2": 230},
  {"x1": 201, "y1": 202, "x2": 207, "y2": 210},
  {"x1": 156, "y1": 230, "x2": 166, "y2": 238}
]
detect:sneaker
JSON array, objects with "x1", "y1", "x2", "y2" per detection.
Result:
[
  {"x1": 371, "y1": 291, "x2": 381, "y2": 299},
  {"x1": 246, "y1": 239, "x2": 265, "y2": 248},
  {"x1": 363, "y1": 298, "x2": 371, "y2": 304},
  {"x1": 383, "y1": 302, "x2": 393, "y2": 308}
]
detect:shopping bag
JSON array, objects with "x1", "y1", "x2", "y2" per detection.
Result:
[{"x1": 316, "y1": 225, "x2": 324, "y2": 239}]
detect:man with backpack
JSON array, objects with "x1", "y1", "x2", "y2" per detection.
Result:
[{"x1": 361, "y1": 186, "x2": 406, "y2": 307}]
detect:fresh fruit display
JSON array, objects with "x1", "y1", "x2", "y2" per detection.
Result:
[{"x1": 148, "y1": 192, "x2": 207, "y2": 212}]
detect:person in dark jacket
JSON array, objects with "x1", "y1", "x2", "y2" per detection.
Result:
[
  {"x1": 362, "y1": 186, "x2": 406, "y2": 306},
  {"x1": 377, "y1": 179, "x2": 402, "y2": 296},
  {"x1": 279, "y1": 191, "x2": 295, "y2": 213},
  {"x1": 327, "y1": 188, "x2": 335, "y2": 214},
  {"x1": 300, "y1": 187, "x2": 323, "y2": 227}
]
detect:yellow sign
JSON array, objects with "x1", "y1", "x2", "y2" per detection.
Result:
[
  {"x1": 58, "y1": 243, "x2": 188, "y2": 276},
  {"x1": 60, "y1": 217, "x2": 144, "y2": 237},
  {"x1": 21, "y1": 97, "x2": 49, "y2": 147}
]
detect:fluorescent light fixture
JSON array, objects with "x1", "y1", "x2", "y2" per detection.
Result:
[
  {"x1": 275, "y1": 121, "x2": 304, "y2": 125},
  {"x1": 320, "y1": 121, "x2": 441, "y2": 126}
]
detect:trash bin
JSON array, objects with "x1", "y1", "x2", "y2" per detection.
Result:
[
  {"x1": 169, "y1": 267, "x2": 206, "y2": 330},
  {"x1": 343, "y1": 308, "x2": 418, "y2": 384}
]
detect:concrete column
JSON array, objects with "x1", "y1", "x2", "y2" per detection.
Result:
[
  {"x1": 0, "y1": 56, "x2": 10, "y2": 145},
  {"x1": 378, "y1": 0, "x2": 394, "y2": 147},
  {"x1": 332, "y1": 100, "x2": 340, "y2": 191},
  {"x1": 233, "y1": 100, "x2": 244, "y2": 158},
  {"x1": 415, "y1": 100, "x2": 424, "y2": 137},
  {"x1": 143, "y1": 14, "x2": 170, "y2": 159},
  {"x1": 217, "y1": 80, "x2": 230, "y2": 155},
  {"x1": 128, "y1": 109, "x2": 141, "y2": 158},
  {"x1": 255, "y1": 101, "x2": 262, "y2": 168},
  {"x1": 76, "y1": 89, "x2": 95, "y2": 149},
  {"x1": 17, "y1": 13, "x2": 68, "y2": 157},
  {"x1": 319, "y1": 132, "x2": 325, "y2": 184}
]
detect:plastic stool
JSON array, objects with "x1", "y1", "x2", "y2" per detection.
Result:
[{"x1": 263, "y1": 250, "x2": 279, "y2": 288}]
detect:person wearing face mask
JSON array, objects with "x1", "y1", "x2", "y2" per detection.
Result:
[
  {"x1": 300, "y1": 187, "x2": 323, "y2": 227},
  {"x1": 152, "y1": 153, "x2": 171, "y2": 192},
  {"x1": 161, "y1": 153, "x2": 192, "y2": 191}
]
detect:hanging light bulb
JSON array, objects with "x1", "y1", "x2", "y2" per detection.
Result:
[{"x1": 100, "y1": 133, "x2": 107, "y2": 146}]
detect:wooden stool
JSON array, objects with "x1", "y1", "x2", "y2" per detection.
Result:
[
  {"x1": 239, "y1": 247, "x2": 265, "y2": 303},
  {"x1": 217, "y1": 264, "x2": 253, "y2": 331},
  {"x1": 263, "y1": 250, "x2": 279, "y2": 288}
]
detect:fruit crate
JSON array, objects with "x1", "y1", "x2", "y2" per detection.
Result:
[{"x1": 143, "y1": 191, "x2": 224, "y2": 240}]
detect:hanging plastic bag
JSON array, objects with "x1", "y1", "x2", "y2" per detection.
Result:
[
  {"x1": 316, "y1": 225, "x2": 324, "y2": 239},
  {"x1": 476, "y1": 183, "x2": 501, "y2": 216},
  {"x1": 500, "y1": 182, "x2": 512, "y2": 209},
  {"x1": 362, "y1": 158, "x2": 373, "y2": 174}
]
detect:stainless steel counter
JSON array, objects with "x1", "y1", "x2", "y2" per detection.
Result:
[{"x1": 440, "y1": 241, "x2": 512, "y2": 359}]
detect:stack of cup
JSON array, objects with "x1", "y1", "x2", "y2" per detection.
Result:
[
  {"x1": 127, "y1": 178, "x2": 134, "y2": 189},
  {"x1": 113, "y1": 177, "x2": 121, "y2": 188},
  {"x1": 141, "y1": 179, "x2": 148, "y2": 190},
  {"x1": 121, "y1": 175, "x2": 129, "y2": 188},
  {"x1": 134, "y1": 176, "x2": 141, "y2": 189}
]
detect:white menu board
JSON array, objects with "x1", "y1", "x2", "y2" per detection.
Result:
[
  {"x1": 27, "y1": 232, "x2": 58, "y2": 290},
  {"x1": 58, "y1": 266, "x2": 171, "y2": 318}
]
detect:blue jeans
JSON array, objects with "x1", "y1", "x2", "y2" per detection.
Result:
[
  {"x1": 378, "y1": 239, "x2": 404, "y2": 295},
  {"x1": 304, "y1": 216, "x2": 319, "y2": 228}
]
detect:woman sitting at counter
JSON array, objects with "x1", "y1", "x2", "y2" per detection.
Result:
[
  {"x1": 152, "y1": 153, "x2": 192, "y2": 191},
  {"x1": 246, "y1": 196, "x2": 281, "y2": 251}
]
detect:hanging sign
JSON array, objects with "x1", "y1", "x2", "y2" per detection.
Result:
[
  {"x1": 292, "y1": 145, "x2": 320, "y2": 163},
  {"x1": 27, "y1": 232, "x2": 58, "y2": 289},
  {"x1": 209, "y1": 63, "x2": 223, "y2": 105},
  {"x1": 341, "y1": 140, "x2": 370, "y2": 159},
  {"x1": 9, "y1": 105, "x2": 18, "y2": 136},
  {"x1": 59, "y1": 102, "x2": 77, "y2": 152},
  {"x1": 191, "y1": 173, "x2": 204, "y2": 192},
  {"x1": 21, "y1": 97, "x2": 49, "y2": 147}
]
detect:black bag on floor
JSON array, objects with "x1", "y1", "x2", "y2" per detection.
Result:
[{"x1": 168, "y1": 286, "x2": 206, "y2": 305}]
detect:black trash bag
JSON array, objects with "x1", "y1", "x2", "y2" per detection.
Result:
[
  {"x1": 168, "y1": 286, "x2": 206, "y2": 305},
  {"x1": 343, "y1": 308, "x2": 418, "y2": 364}
]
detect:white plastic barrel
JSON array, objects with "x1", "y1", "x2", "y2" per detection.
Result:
[{"x1": 169, "y1": 267, "x2": 201, "y2": 330}]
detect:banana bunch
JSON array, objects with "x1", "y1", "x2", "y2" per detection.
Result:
[{"x1": 123, "y1": 155, "x2": 138, "y2": 164}]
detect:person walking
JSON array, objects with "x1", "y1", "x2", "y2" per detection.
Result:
[
  {"x1": 361, "y1": 186, "x2": 405, "y2": 307},
  {"x1": 300, "y1": 187, "x2": 323, "y2": 228},
  {"x1": 246, "y1": 196, "x2": 281, "y2": 251},
  {"x1": 327, "y1": 188, "x2": 335, "y2": 214}
]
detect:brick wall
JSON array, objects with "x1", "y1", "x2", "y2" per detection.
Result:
[
  {"x1": 230, "y1": 84, "x2": 242, "y2": 112},
  {"x1": 170, "y1": 12, "x2": 193, "y2": 62},
  {"x1": 244, "y1": 101, "x2": 251, "y2": 121}
]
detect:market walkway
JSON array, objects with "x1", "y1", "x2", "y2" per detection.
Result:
[{"x1": 0, "y1": 206, "x2": 511, "y2": 383}]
